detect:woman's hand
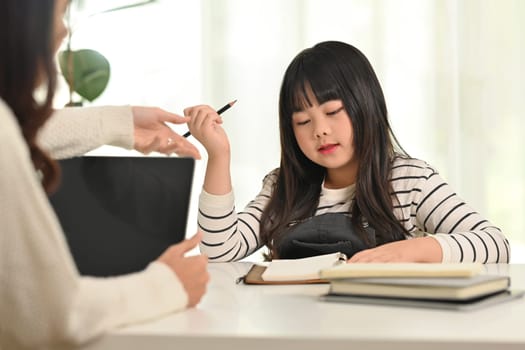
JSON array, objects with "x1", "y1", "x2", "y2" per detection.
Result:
[
  {"x1": 347, "y1": 237, "x2": 443, "y2": 263},
  {"x1": 132, "y1": 106, "x2": 201, "y2": 159},
  {"x1": 157, "y1": 232, "x2": 209, "y2": 307}
]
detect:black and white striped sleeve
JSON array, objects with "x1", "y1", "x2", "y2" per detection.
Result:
[
  {"x1": 413, "y1": 165, "x2": 510, "y2": 263},
  {"x1": 197, "y1": 171, "x2": 276, "y2": 262}
]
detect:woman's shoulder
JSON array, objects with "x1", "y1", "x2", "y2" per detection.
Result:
[
  {"x1": 391, "y1": 155, "x2": 439, "y2": 179},
  {"x1": 0, "y1": 98, "x2": 15, "y2": 124},
  {"x1": 0, "y1": 98, "x2": 24, "y2": 141}
]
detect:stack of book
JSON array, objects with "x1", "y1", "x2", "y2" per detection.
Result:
[
  {"x1": 318, "y1": 262, "x2": 522, "y2": 311},
  {"x1": 238, "y1": 252, "x2": 523, "y2": 310}
]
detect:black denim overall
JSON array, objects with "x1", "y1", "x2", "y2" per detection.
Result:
[{"x1": 275, "y1": 213, "x2": 376, "y2": 259}]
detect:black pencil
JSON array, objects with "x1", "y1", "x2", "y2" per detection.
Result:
[{"x1": 183, "y1": 100, "x2": 237, "y2": 138}]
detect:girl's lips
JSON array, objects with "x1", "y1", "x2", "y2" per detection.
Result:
[{"x1": 318, "y1": 144, "x2": 338, "y2": 154}]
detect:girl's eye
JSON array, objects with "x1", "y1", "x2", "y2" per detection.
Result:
[
  {"x1": 296, "y1": 119, "x2": 310, "y2": 126},
  {"x1": 326, "y1": 106, "x2": 344, "y2": 116}
]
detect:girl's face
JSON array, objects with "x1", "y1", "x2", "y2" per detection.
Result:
[
  {"x1": 291, "y1": 95, "x2": 358, "y2": 188},
  {"x1": 53, "y1": 0, "x2": 69, "y2": 53}
]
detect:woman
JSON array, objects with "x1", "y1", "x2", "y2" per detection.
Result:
[{"x1": 0, "y1": 0, "x2": 208, "y2": 348}]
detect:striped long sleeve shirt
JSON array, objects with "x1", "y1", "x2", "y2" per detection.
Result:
[{"x1": 198, "y1": 157, "x2": 510, "y2": 263}]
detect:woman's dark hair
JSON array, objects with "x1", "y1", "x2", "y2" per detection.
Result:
[
  {"x1": 0, "y1": 0, "x2": 60, "y2": 193},
  {"x1": 260, "y1": 41, "x2": 409, "y2": 258}
]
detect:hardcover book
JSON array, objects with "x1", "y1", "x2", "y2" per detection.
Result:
[
  {"x1": 320, "y1": 290, "x2": 524, "y2": 311},
  {"x1": 319, "y1": 262, "x2": 483, "y2": 279},
  {"x1": 327, "y1": 274, "x2": 510, "y2": 300}
]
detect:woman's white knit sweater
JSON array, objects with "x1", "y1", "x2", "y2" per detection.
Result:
[{"x1": 0, "y1": 99, "x2": 188, "y2": 350}]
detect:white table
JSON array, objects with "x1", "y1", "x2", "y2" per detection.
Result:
[{"x1": 82, "y1": 263, "x2": 525, "y2": 350}]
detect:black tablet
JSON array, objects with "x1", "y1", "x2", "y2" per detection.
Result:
[{"x1": 49, "y1": 156, "x2": 195, "y2": 276}]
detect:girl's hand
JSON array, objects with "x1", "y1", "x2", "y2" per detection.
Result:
[
  {"x1": 184, "y1": 105, "x2": 230, "y2": 158},
  {"x1": 347, "y1": 237, "x2": 443, "y2": 263}
]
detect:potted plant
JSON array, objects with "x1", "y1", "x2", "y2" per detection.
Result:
[{"x1": 59, "y1": 0, "x2": 157, "y2": 106}]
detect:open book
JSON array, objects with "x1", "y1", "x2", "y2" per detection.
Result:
[{"x1": 241, "y1": 252, "x2": 347, "y2": 285}]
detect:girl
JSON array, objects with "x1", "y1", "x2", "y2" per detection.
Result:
[
  {"x1": 0, "y1": 0, "x2": 208, "y2": 348},
  {"x1": 186, "y1": 41, "x2": 509, "y2": 264}
]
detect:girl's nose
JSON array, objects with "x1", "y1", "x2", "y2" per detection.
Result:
[
  {"x1": 314, "y1": 119, "x2": 330, "y2": 138},
  {"x1": 315, "y1": 130, "x2": 328, "y2": 138}
]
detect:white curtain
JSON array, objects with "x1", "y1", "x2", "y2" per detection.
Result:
[{"x1": 60, "y1": 0, "x2": 525, "y2": 262}]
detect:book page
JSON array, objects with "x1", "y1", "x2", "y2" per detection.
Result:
[{"x1": 261, "y1": 252, "x2": 346, "y2": 282}]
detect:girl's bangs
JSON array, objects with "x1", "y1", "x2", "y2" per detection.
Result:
[{"x1": 288, "y1": 74, "x2": 341, "y2": 113}]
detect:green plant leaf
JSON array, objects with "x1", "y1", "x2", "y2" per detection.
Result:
[{"x1": 59, "y1": 49, "x2": 110, "y2": 102}]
